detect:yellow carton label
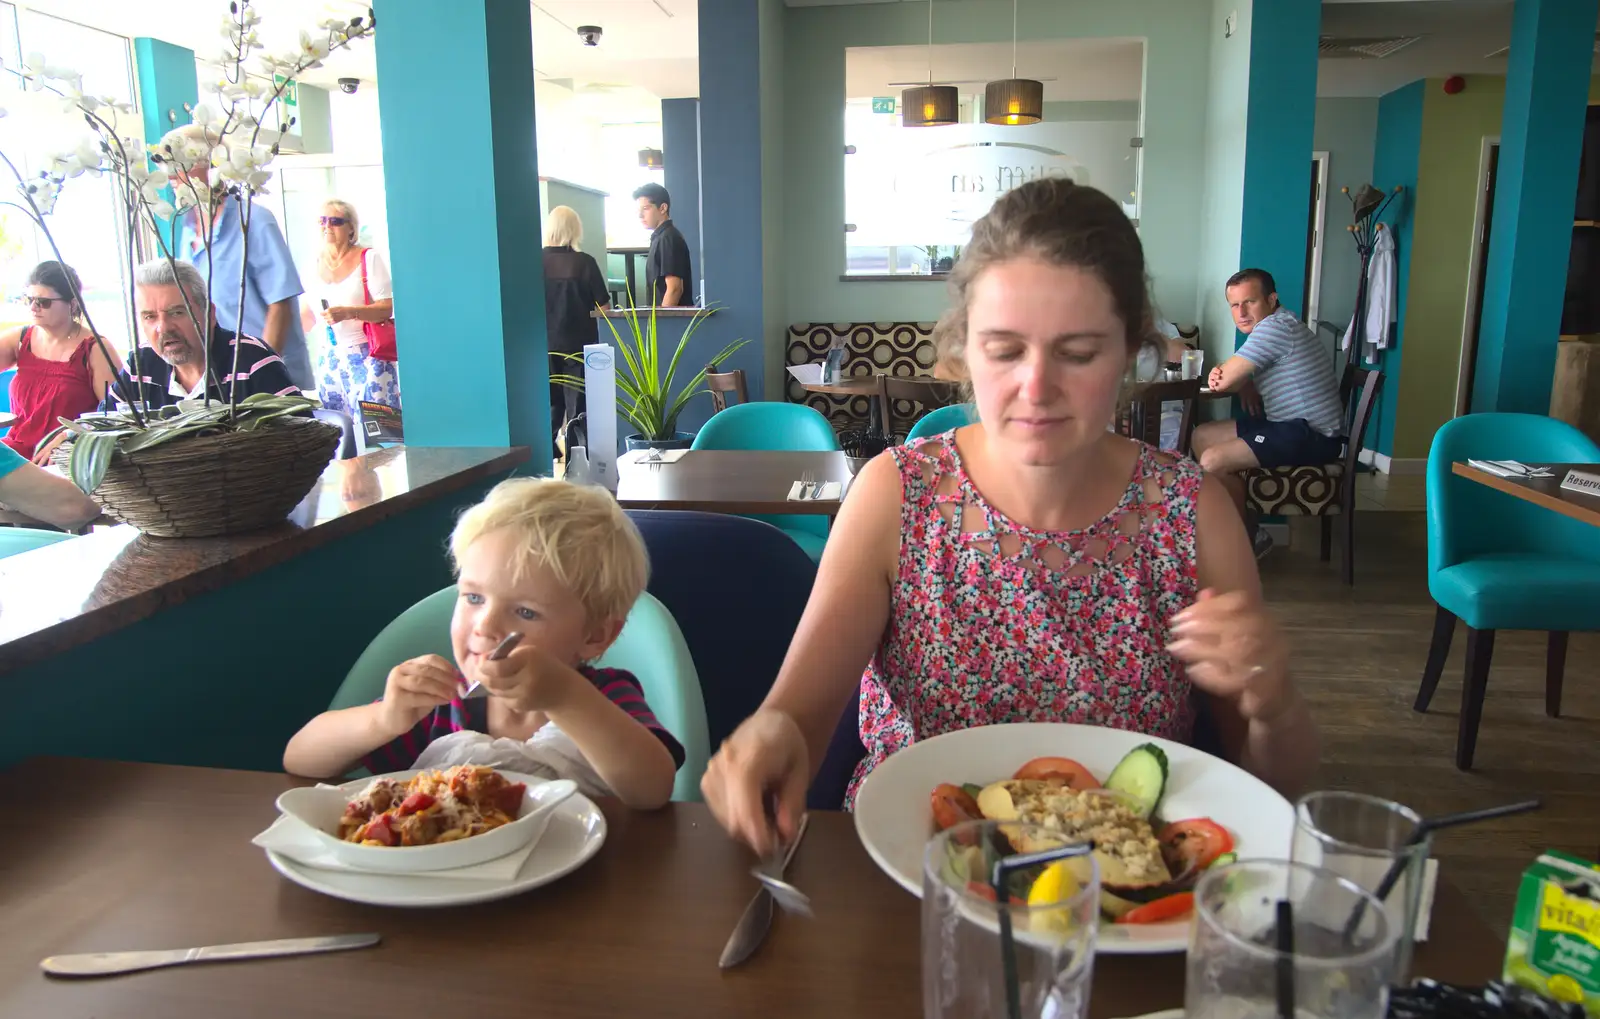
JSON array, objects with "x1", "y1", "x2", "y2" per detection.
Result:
[{"x1": 1542, "y1": 884, "x2": 1600, "y2": 942}]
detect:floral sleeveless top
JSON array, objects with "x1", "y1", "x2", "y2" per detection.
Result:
[{"x1": 844, "y1": 431, "x2": 1202, "y2": 808}]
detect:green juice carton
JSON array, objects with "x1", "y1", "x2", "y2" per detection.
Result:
[{"x1": 1504, "y1": 850, "x2": 1600, "y2": 1015}]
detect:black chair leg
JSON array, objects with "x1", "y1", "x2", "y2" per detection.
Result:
[
  {"x1": 1320, "y1": 516, "x2": 1332, "y2": 562},
  {"x1": 1456, "y1": 627, "x2": 1495, "y2": 771},
  {"x1": 1341, "y1": 508, "x2": 1356, "y2": 585},
  {"x1": 1415, "y1": 604, "x2": 1455, "y2": 712},
  {"x1": 1547, "y1": 631, "x2": 1568, "y2": 718}
]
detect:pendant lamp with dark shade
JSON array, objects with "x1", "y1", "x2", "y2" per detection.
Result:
[
  {"x1": 901, "y1": 0, "x2": 958, "y2": 127},
  {"x1": 638, "y1": 147, "x2": 664, "y2": 169},
  {"x1": 984, "y1": 0, "x2": 1043, "y2": 126}
]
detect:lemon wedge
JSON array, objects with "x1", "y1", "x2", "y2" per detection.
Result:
[{"x1": 1027, "y1": 860, "x2": 1080, "y2": 934}]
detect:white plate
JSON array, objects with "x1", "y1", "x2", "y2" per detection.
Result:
[
  {"x1": 852, "y1": 722, "x2": 1293, "y2": 954},
  {"x1": 267, "y1": 793, "x2": 607, "y2": 907}
]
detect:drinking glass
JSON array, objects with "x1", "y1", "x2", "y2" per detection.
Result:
[
  {"x1": 1182, "y1": 349, "x2": 1205, "y2": 380},
  {"x1": 1187, "y1": 859, "x2": 1400, "y2": 1019},
  {"x1": 1291, "y1": 791, "x2": 1429, "y2": 979},
  {"x1": 922, "y1": 821, "x2": 1100, "y2": 1019}
]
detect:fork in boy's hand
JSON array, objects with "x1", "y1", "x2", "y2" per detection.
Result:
[{"x1": 459, "y1": 632, "x2": 524, "y2": 699}]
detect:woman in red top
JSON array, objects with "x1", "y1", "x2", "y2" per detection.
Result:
[{"x1": 0, "y1": 261, "x2": 123, "y2": 463}]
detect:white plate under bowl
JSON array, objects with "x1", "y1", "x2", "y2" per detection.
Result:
[
  {"x1": 266, "y1": 792, "x2": 607, "y2": 907},
  {"x1": 852, "y1": 722, "x2": 1293, "y2": 954},
  {"x1": 274, "y1": 770, "x2": 573, "y2": 874}
]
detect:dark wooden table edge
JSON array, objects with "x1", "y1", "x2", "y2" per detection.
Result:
[
  {"x1": 1452, "y1": 461, "x2": 1600, "y2": 527},
  {"x1": 0, "y1": 446, "x2": 529, "y2": 673},
  {"x1": 614, "y1": 498, "x2": 842, "y2": 515}
]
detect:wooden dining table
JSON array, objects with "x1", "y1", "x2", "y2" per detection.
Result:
[
  {"x1": 1452, "y1": 461, "x2": 1600, "y2": 528},
  {"x1": 614, "y1": 449, "x2": 853, "y2": 515},
  {"x1": 1, "y1": 758, "x2": 1506, "y2": 1019}
]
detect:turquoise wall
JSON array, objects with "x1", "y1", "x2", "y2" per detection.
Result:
[
  {"x1": 1312, "y1": 97, "x2": 1380, "y2": 333},
  {"x1": 760, "y1": 0, "x2": 788, "y2": 397},
  {"x1": 1369, "y1": 80, "x2": 1424, "y2": 457},
  {"x1": 1194, "y1": 0, "x2": 1252, "y2": 365},
  {"x1": 1, "y1": 478, "x2": 506, "y2": 773},
  {"x1": 781, "y1": 0, "x2": 1210, "y2": 334},
  {"x1": 1238, "y1": 0, "x2": 1319, "y2": 325},
  {"x1": 133, "y1": 37, "x2": 197, "y2": 253}
]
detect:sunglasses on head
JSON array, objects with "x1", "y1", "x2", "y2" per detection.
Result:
[
  {"x1": 319, "y1": 215, "x2": 349, "y2": 227},
  {"x1": 16, "y1": 295, "x2": 67, "y2": 309}
]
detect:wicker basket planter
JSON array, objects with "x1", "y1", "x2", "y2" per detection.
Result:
[{"x1": 54, "y1": 416, "x2": 341, "y2": 538}]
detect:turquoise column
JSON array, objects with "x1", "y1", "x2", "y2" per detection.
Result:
[
  {"x1": 1472, "y1": 0, "x2": 1599, "y2": 414},
  {"x1": 132, "y1": 38, "x2": 197, "y2": 252},
  {"x1": 1237, "y1": 0, "x2": 1320, "y2": 323},
  {"x1": 1368, "y1": 81, "x2": 1424, "y2": 458},
  {"x1": 373, "y1": 0, "x2": 548, "y2": 466}
]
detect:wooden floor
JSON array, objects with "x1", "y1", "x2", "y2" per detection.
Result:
[{"x1": 1264, "y1": 510, "x2": 1599, "y2": 934}]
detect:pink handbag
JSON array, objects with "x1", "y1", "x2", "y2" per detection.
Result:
[{"x1": 359, "y1": 249, "x2": 397, "y2": 361}]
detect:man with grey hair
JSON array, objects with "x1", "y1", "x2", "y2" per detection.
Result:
[
  {"x1": 169, "y1": 123, "x2": 314, "y2": 391},
  {"x1": 100, "y1": 259, "x2": 299, "y2": 411}
]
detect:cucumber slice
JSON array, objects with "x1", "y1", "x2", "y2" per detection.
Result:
[
  {"x1": 1210, "y1": 852, "x2": 1238, "y2": 869},
  {"x1": 1103, "y1": 743, "x2": 1169, "y2": 819},
  {"x1": 961, "y1": 782, "x2": 984, "y2": 800}
]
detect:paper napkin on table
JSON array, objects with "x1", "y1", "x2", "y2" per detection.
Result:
[
  {"x1": 252, "y1": 811, "x2": 545, "y2": 881},
  {"x1": 785, "y1": 364, "x2": 824, "y2": 385},
  {"x1": 622, "y1": 448, "x2": 689, "y2": 465},
  {"x1": 1467, "y1": 459, "x2": 1554, "y2": 478},
  {"x1": 787, "y1": 480, "x2": 842, "y2": 501},
  {"x1": 1412, "y1": 856, "x2": 1439, "y2": 942}
]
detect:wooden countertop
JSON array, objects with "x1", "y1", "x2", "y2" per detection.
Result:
[
  {"x1": 0, "y1": 446, "x2": 527, "y2": 673},
  {"x1": 0, "y1": 758, "x2": 1507, "y2": 1019}
]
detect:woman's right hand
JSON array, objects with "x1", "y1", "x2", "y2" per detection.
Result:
[
  {"x1": 701, "y1": 708, "x2": 811, "y2": 857},
  {"x1": 376, "y1": 654, "x2": 458, "y2": 735}
]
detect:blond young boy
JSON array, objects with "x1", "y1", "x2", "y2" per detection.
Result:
[{"x1": 284, "y1": 478, "x2": 681, "y2": 809}]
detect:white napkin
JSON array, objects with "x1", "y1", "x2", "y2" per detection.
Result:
[
  {"x1": 785, "y1": 364, "x2": 824, "y2": 385},
  {"x1": 1467, "y1": 459, "x2": 1554, "y2": 478},
  {"x1": 1412, "y1": 856, "x2": 1439, "y2": 941},
  {"x1": 411, "y1": 728, "x2": 611, "y2": 802},
  {"x1": 787, "y1": 480, "x2": 842, "y2": 501},
  {"x1": 621, "y1": 448, "x2": 689, "y2": 465},
  {"x1": 251, "y1": 810, "x2": 544, "y2": 881}
]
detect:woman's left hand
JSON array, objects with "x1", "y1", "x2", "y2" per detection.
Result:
[
  {"x1": 1167, "y1": 588, "x2": 1292, "y2": 722},
  {"x1": 321, "y1": 305, "x2": 352, "y2": 325}
]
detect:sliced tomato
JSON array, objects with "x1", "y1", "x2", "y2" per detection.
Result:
[
  {"x1": 1013, "y1": 757, "x2": 1100, "y2": 790},
  {"x1": 931, "y1": 783, "x2": 982, "y2": 831},
  {"x1": 361, "y1": 814, "x2": 397, "y2": 846},
  {"x1": 397, "y1": 791, "x2": 436, "y2": 816},
  {"x1": 966, "y1": 881, "x2": 1026, "y2": 906},
  {"x1": 1118, "y1": 892, "x2": 1194, "y2": 925},
  {"x1": 1158, "y1": 818, "x2": 1235, "y2": 872},
  {"x1": 493, "y1": 782, "x2": 526, "y2": 816}
]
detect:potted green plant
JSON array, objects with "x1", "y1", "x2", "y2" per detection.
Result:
[
  {"x1": 10, "y1": 3, "x2": 374, "y2": 537},
  {"x1": 553, "y1": 303, "x2": 746, "y2": 451}
]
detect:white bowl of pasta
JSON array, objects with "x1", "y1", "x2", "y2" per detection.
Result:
[{"x1": 275, "y1": 765, "x2": 578, "y2": 874}]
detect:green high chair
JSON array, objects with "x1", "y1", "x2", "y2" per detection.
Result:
[
  {"x1": 906, "y1": 403, "x2": 974, "y2": 441},
  {"x1": 0, "y1": 526, "x2": 74, "y2": 559},
  {"x1": 327, "y1": 586, "x2": 710, "y2": 801}
]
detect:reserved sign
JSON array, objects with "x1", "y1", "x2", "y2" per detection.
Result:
[{"x1": 1559, "y1": 468, "x2": 1600, "y2": 497}]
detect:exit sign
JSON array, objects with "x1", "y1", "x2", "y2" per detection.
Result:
[
  {"x1": 274, "y1": 74, "x2": 299, "y2": 107},
  {"x1": 871, "y1": 96, "x2": 895, "y2": 114}
]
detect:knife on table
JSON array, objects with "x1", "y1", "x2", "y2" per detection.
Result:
[
  {"x1": 42, "y1": 932, "x2": 381, "y2": 978},
  {"x1": 719, "y1": 813, "x2": 810, "y2": 969}
]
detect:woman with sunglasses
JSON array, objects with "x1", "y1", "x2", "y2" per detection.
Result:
[
  {"x1": 299, "y1": 199, "x2": 400, "y2": 419},
  {"x1": 0, "y1": 260, "x2": 123, "y2": 464}
]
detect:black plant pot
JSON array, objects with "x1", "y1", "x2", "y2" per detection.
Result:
[{"x1": 625, "y1": 431, "x2": 694, "y2": 451}]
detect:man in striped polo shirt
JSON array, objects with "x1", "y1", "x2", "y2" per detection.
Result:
[{"x1": 1193, "y1": 268, "x2": 1345, "y2": 556}]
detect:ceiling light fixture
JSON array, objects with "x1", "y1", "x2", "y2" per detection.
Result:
[
  {"x1": 983, "y1": 0, "x2": 1043, "y2": 125},
  {"x1": 901, "y1": 0, "x2": 957, "y2": 127},
  {"x1": 638, "y1": 147, "x2": 664, "y2": 169}
]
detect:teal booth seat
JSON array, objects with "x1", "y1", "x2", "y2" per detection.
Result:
[
  {"x1": 0, "y1": 526, "x2": 75, "y2": 559},
  {"x1": 328, "y1": 586, "x2": 710, "y2": 802},
  {"x1": 1415, "y1": 413, "x2": 1600, "y2": 770},
  {"x1": 690, "y1": 401, "x2": 841, "y2": 561},
  {"x1": 907, "y1": 403, "x2": 974, "y2": 442}
]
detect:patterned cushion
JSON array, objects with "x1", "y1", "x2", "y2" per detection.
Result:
[
  {"x1": 786, "y1": 322, "x2": 938, "y2": 434},
  {"x1": 1245, "y1": 463, "x2": 1346, "y2": 517}
]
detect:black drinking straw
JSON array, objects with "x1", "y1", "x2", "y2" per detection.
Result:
[
  {"x1": 1275, "y1": 900, "x2": 1297, "y2": 1019},
  {"x1": 1341, "y1": 798, "x2": 1541, "y2": 941},
  {"x1": 991, "y1": 842, "x2": 1095, "y2": 1019}
]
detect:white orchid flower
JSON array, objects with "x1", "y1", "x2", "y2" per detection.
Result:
[
  {"x1": 0, "y1": 108, "x2": 8, "y2": 119},
  {"x1": 151, "y1": 199, "x2": 175, "y2": 220},
  {"x1": 242, "y1": 78, "x2": 265, "y2": 98},
  {"x1": 297, "y1": 30, "x2": 331, "y2": 64},
  {"x1": 193, "y1": 103, "x2": 220, "y2": 127}
]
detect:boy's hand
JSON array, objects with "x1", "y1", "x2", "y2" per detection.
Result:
[
  {"x1": 377, "y1": 654, "x2": 458, "y2": 735},
  {"x1": 473, "y1": 643, "x2": 579, "y2": 714}
]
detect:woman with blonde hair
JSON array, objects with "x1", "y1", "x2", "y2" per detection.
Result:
[
  {"x1": 300, "y1": 198, "x2": 401, "y2": 418},
  {"x1": 700, "y1": 179, "x2": 1319, "y2": 854},
  {"x1": 542, "y1": 205, "x2": 611, "y2": 453}
]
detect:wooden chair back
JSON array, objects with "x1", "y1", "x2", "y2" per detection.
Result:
[
  {"x1": 705, "y1": 363, "x2": 749, "y2": 414},
  {"x1": 875, "y1": 375, "x2": 959, "y2": 437},
  {"x1": 1124, "y1": 377, "x2": 1203, "y2": 454}
]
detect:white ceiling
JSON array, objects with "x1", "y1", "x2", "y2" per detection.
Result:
[
  {"x1": 27, "y1": 0, "x2": 699, "y2": 105},
  {"x1": 847, "y1": 38, "x2": 1143, "y2": 103}
]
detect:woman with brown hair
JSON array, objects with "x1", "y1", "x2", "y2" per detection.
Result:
[{"x1": 701, "y1": 179, "x2": 1318, "y2": 854}]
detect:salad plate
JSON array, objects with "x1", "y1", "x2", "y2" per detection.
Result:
[{"x1": 852, "y1": 722, "x2": 1293, "y2": 954}]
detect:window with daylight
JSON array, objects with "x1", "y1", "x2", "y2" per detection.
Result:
[
  {"x1": 0, "y1": 4, "x2": 140, "y2": 355},
  {"x1": 843, "y1": 39, "x2": 1144, "y2": 278}
]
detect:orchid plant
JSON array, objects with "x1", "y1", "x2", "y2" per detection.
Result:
[{"x1": 2, "y1": 1, "x2": 375, "y2": 495}]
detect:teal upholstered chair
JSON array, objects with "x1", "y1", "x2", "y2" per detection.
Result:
[
  {"x1": 906, "y1": 403, "x2": 974, "y2": 441},
  {"x1": 1415, "y1": 413, "x2": 1600, "y2": 769},
  {"x1": 0, "y1": 526, "x2": 74, "y2": 559},
  {"x1": 327, "y1": 586, "x2": 710, "y2": 802},
  {"x1": 689, "y1": 401, "x2": 841, "y2": 561}
]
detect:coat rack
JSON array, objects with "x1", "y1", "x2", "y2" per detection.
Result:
[{"x1": 1343, "y1": 184, "x2": 1404, "y2": 371}]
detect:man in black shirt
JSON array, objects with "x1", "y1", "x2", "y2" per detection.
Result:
[{"x1": 633, "y1": 182, "x2": 693, "y2": 307}]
